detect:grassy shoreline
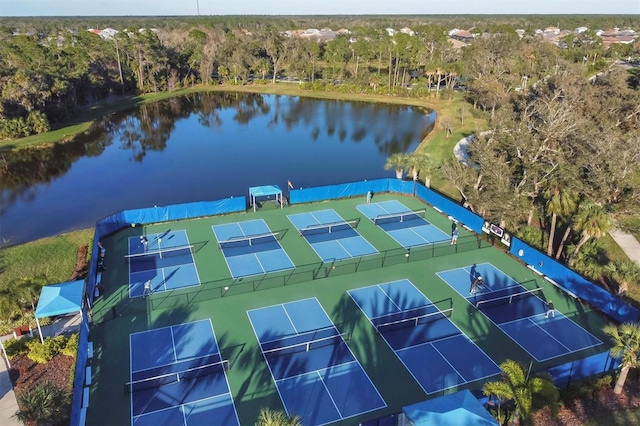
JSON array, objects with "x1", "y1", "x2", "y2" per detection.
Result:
[
  {"x1": 0, "y1": 229, "x2": 94, "y2": 333},
  {"x1": 0, "y1": 83, "x2": 481, "y2": 153}
]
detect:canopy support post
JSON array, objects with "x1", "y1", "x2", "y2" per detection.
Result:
[{"x1": 36, "y1": 317, "x2": 44, "y2": 344}]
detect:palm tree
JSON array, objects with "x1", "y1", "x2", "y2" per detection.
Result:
[
  {"x1": 404, "y1": 152, "x2": 436, "y2": 184},
  {"x1": 404, "y1": 152, "x2": 423, "y2": 182},
  {"x1": 544, "y1": 188, "x2": 578, "y2": 257},
  {"x1": 0, "y1": 281, "x2": 24, "y2": 321},
  {"x1": 603, "y1": 322, "x2": 640, "y2": 394},
  {"x1": 570, "y1": 202, "x2": 612, "y2": 264},
  {"x1": 16, "y1": 275, "x2": 47, "y2": 311},
  {"x1": 14, "y1": 382, "x2": 70, "y2": 425},
  {"x1": 384, "y1": 153, "x2": 408, "y2": 179},
  {"x1": 256, "y1": 408, "x2": 301, "y2": 426},
  {"x1": 408, "y1": 152, "x2": 438, "y2": 188},
  {"x1": 515, "y1": 225, "x2": 547, "y2": 251},
  {"x1": 569, "y1": 239, "x2": 610, "y2": 289},
  {"x1": 605, "y1": 259, "x2": 640, "y2": 296},
  {"x1": 483, "y1": 359, "x2": 559, "y2": 425}
]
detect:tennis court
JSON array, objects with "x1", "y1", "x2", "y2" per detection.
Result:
[
  {"x1": 128, "y1": 319, "x2": 239, "y2": 426},
  {"x1": 357, "y1": 200, "x2": 450, "y2": 248},
  {"x1": 212, "y1": 219, "x2": 294, "y2": 278},
  {"x1": 247, "y1": 298, "x2": 386, "y2": 425},
  {"x1": 126, "y1": 230, "x2": 200, "y2": 298},
  {"x1": 287, "y1": 209, "x2": 378, "y2": 261},
  {"x1": 348, "y1": 279, "x2": 501, "y2": 395},
  {"x1": 437, "y1": 263, "x2": 603, "y2": 362}
]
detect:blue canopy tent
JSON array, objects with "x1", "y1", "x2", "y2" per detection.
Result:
[
  {"x1": 34, "y1": 279, "x2": 85, "y2": 343},
  {"x1": 249, "y1": 185, "x2": 284, "y2": 212},
  {"x1": 402, "y1": 389, "x2": 498, "y2": 426}
]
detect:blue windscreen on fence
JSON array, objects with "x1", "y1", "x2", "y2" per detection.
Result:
[
  {"x1": 69, "y1": 310, "x2": 89, "y2": 426},
  {"x1": 289, "y1": 179, "x2": 391, "y2": 204},
  {"x1": 510, "y1": 237, "x2": 639, "y2": 323},
  {"x1": 545, "y1": 351, "x2": 620, "y2": 387},
  {"x1": 415, "y1": 185, "x2": 485, "y2": 234}
]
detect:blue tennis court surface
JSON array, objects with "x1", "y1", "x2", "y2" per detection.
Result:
[
  {"x1": 127, "y1": 230, "x2": 200, "y2": 298},
  {"x1": 128, "y1": 319, "x2": 239, "y2": 426},
  {"x1": 437, "y1": 263, "x2": 603, "y2": 362},
  {"x1": 287, "y1": 209, "x2": 378, "y2": 261},
  {"x1": 212, "y1": 219, "x2": 294, "y2": 279},
  {"x1": 247, "y1": 298, "x2": 386, "y2": 425},
  {"x1": 348, "y1": 280, "x2": 501, "y2": 395},
  {"x1": 357, "y1": 200, "x2": 450, "y2": 248}
]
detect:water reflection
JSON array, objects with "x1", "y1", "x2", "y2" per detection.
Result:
[{"x1": 0, "y1": 92, "x2": 433, "y2": 247}]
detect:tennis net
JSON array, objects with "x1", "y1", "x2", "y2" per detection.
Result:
[
  {"x1": 373, "y1": 307, "x2": 454, "y2": 334},
  {"x1": 261, "y1": 330, "x2": 350, "y2": 356},
  {"x1": 374, "y1": 209, "x2": 426, "y2": 226},
  {"x1": 124, "y1": 245, "x2": 194, "y2": 263},
  {"x1": 299, "y1": 219, "x2": 360, "y2": 236},
  {"x1": 475, "y1": 287, "x2": 543, "y2": 309},
  {"x1": 123, "y1": 359, "x2": 230, "y2": 393},
  {"x1": 218, "y1": 232, "x2": 282, "y2": 249}
]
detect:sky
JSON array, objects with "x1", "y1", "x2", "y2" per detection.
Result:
[{"x1": 0, "y1": 0, "x2": 638, "y2": 17}]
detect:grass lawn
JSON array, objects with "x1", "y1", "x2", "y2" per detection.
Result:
[
  {"x1": 0, "y1": 229, "x2": 94, "y2": 334},
  {"x1": 619, "y1": 214, "x2": 640, "y2": 242}
]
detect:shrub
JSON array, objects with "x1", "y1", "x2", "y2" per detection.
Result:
[
  {"x1": 61, "y1": 333, "x2": 79, "y2": 357},
  {"x1": 560, "y1": 374, "x2": 615, "y2": 404},
  {"x1": 26, "y1": 335, "x2": 68, "y2": 364},
  {"x1": 2, "y1": 337, "x2": 31, "y2": 359},
  {"x1": 14, "y1": 382, "x2": 70, "y2": 426}
]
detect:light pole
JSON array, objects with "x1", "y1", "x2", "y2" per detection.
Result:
[{"x1": 196, "y1": 0, "x2": 200, "y2": 15}]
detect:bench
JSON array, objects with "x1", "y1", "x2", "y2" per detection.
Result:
[
  {"x1": 82, "y1": 386, "x2": 90, "y2": 408},
  {"x1": 13, "y1": 325, "x2": 32, "y2": 339},
  {"x1": 85, "y1": 366, "x2": 92, "y2": 386},
  {"x1": 79, "y1": 407, "x2": 87, "y2": 426},
  {"x1": 87, "y1": 341, "x2": 94, "y2": 359},
  {"x1": 527, "y1": 264, "x2": 544, "y2": 276}
]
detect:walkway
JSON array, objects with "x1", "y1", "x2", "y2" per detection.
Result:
[
  {"x1": 0, "y1": 313, "x2": 81, "y2": 425},
  {"x1": 610, "y1": 229, "x2": 640, "y2": 266},
  {"x1": 453, "y1": 135, "x2": 640, "y2": 267}
]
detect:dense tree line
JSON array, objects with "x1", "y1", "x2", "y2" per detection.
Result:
[{"x1": 1, "y1": 16, "x2": 638, "y2": 139}]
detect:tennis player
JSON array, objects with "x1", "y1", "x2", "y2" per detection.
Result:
[
  {"x1": 545, "y1": 300, "x2": 556, "y2": 318},
  {"x1": 470, "y1": 275, "x2": 483, "y2": 295},
  {"x1": 140, "y1": 235, "x2": 149, "y2": 250},
  {"x1": 143, "y1": 280, "x2": 152, "y2": 297}
]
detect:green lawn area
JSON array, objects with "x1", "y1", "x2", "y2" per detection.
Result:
[{"x1": 0, "y1": 229, "x2": 94, "y2": 334}]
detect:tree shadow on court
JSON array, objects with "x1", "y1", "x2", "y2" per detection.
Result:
[
  {"x1": 330, "y1": 292, "x2": 427, "y2": 413},
  {"x1": 223, "y1": 327, "x2": 296, "y2": 423},
  {"x1": 90, "y1": 305, "x2": 198, "y2": 425}
]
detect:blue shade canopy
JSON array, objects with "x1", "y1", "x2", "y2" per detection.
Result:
[
  {"x1": 249, "y1": 185, "x2": 284, "y2": 212},
  {"x1": 35, "y1": 280, "x2": 85, "y2": 318},
  {"x1": 403, "y1": 389, "x2": 498, "y2": 426},
  {"x1": 249, "y1": 185, "x2": 282, "y2": 198}
]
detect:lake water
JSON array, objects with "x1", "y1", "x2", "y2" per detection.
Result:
[{"x1": 0, "y1": 92, "x2": 434, "y2": 247}]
